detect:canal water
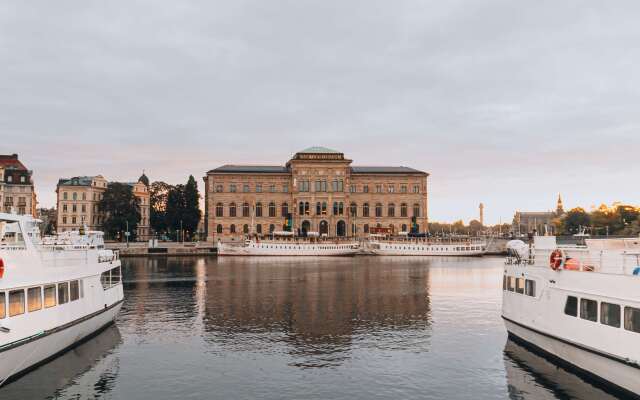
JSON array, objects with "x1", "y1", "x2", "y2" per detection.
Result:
[{"x1": 0, "y1": 256, "x2": 624, "y2": 399}]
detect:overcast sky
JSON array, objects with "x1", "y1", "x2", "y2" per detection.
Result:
[{"x1": 2, "y1": 1, "x2": 639, "y2": 224}]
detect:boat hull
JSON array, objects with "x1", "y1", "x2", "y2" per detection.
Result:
[
  {"x1": 369, "y1": 249, "x2": 485, "y2": 256},
  {"x1": 504, "y1": 317, "x2": 640, "y2": 398},
  {"x1": 0, "y1": 300, "x2": 123, "y2": 387}
]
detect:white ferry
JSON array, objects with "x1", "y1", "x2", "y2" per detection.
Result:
[
  {"x1": 367, "y1": 235, "x2": 486, "y2": 256},
  {"x1": 0, "y1": 213, "x2": 124, "y2": 386},
  {"x1": 503, "y1": 235, "x2": 640, "y2": 397},
  {"x1": 217, "y1": 232, "x2": 360, "y2": 256}
]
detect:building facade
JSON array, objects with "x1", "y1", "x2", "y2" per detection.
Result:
[
  {"x1": 56, "y1": 173, "x2": 151, "y2": 238},
  {"x1": 0, "y1": 154, "x2": 37, "y2": 216},
  {"x1": 513, "y1": 195, "x2": 564, "y2": 235},
  {"x1": 204, "y1": 147, "x2": 429, "y2": 241}
]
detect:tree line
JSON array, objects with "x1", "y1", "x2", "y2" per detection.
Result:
[{"x1": 556, "y1": 204, "x2": 640, "y2": 236}]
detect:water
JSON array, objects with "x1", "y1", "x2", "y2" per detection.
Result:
[{"x1": 0, "y1": 256, "x2": 625, "y2": 399}]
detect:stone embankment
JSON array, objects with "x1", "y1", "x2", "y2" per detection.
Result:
[{"x1": 106, "y1": 242, "x2": 216, "y2": 257}]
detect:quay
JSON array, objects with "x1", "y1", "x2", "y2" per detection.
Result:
[{"x1": 105, "y1": 242, "x2": 216, "y2": 257}]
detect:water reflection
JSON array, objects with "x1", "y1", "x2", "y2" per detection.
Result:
[
  {"x1": 504, "y1": 339, "x2": 623, "y2": 400},
  {"x1": 0, "y1": 325, "x2": 122, "y2": 400}
]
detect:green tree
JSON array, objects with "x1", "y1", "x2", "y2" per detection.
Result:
[
  {"x1": 468, "y1": 219, "x2": 483, "y2": 235},
  {"x1": 182, "y1": 175, "x2": 202, "y2": 239},
  {"x1": 99, "y1": 182, "x2": 141, "y2": 241},
  {"x1": 561, "y1": 207, "x2": 590, "y2": 234},
  {"x1": 150, "y1": 181, "x2": 173, "y2": 233},
  {"x1": 165, "y1": 184, "x2": 185, "y2": 239}
]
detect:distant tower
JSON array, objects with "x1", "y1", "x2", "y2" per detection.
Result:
[
  {"x1": 479, "y1": 203, "x2": 484, "y2": 226},
  {"x1": 556, "y1": 194, "x2": 564, "y2": 215}
]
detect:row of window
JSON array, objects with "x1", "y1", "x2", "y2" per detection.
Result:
[
  {"x1": 503, "y1": 276, "x2": 537, "y2": 297},
  {"x1": 213, "y1": 182, "x2": 422, "y2": 194},
  {"x1": 214, "y1": 222, "x2": 418, "y2": 235},
  {"x1": 4, "y1": 175, "x2": 28, "y2": 183},
  {"x1": 215, "y1": 183, "x2": 289, "y2": 193},
  {"x1": 214, "y1": 202, "x2": 421, "y2": 219},
  {"x1": 564, "y1": 295, "x2": 640, "y2": 333},
  {"x1": 0, "y1": 280, "x2": 83, "y2": 319},
  {"x1": 62, "y1": 192, "x2": 103, "y2": 201},
  {"x1": 2, "y1": 196, "x2": 28, "y2": 205}
]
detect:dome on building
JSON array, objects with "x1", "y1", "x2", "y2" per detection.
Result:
[
  {"x1": 138, "y1": 171, "x2": 149, "y2": 186},
  {"x1": 299, "y1": 146, "x2": 340, "y2": 154}
]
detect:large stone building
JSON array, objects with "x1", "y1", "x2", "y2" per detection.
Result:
[
  {"x1": 513, "y1": 195, "x2": 564, "y2": 235},
  {"x1": 204, "y1": 147, "x2": 429, "y2": 241},
  {"x1": 0, "y1": 154, "x2": 37, "y2": 216},
  {"x1": 56, "y1": 173, "x2": 151, "y2": 239}
]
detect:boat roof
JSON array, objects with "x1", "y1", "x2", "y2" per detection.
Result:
[{"x1": 0, "y1": 212, "x2": 40, "y2": 223}]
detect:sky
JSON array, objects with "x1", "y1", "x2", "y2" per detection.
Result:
[{"x1": 1, "y1": 1, "x2": 639, "y2": 224}]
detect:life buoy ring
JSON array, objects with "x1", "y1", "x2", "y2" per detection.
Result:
[
  {"x1": 0, "y1": 258, "x2": 4, "y2": 279},
  {"x1": 549, "y1": 249, "x2": 565, "y2": 270}
]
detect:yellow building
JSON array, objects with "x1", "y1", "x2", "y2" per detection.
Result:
[
  {"x1": 56, "y1": 173, "x2": 150, "y2": 239},
  {"x1": 0, "y1": 154, "x2": 37, "y2": 216},
  {"x1": 203, "y1": 147, "x2": 428, "y2": 241}
]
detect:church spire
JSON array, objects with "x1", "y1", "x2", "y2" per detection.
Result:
[{"x1": 556, "y1": 194, "x2": 564, "y2": 215}]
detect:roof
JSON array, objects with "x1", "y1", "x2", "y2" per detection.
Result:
[
  {"x1": 208, "y1": 165, "x2": 289, "y2": 174},
  {"x1": 298, "y1": 146, "x2": 340, "y2": 154},
  {"x1": 0, "y1": 154, "x2": 28, "y2": 170},
  {"x1": 138, "y1": 172, "x2": 149, "y2": 186},
  {"x1": 58, "y1": 176, "x2": 97, "y2": 186},
  {"x1": 351, "y1": 166, "x2": 428, "y2": 175}
]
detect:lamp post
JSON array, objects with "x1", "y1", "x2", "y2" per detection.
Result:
[{"x1": 180, "y1": 219, "x2": 183, "y2": 244}]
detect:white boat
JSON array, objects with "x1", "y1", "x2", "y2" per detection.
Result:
[
  {"x1": 0, "y1": 213, "x2": 124, "y2": 386},
  {"x1": 366, "y1": 236, "x2": 486, "y2": 256},
  {"x1": 217, "y1": 235, "x2": 360, "y2": 256},
  {"x1": 503, "y1": 235, "x2": 640, "y2": 397}
]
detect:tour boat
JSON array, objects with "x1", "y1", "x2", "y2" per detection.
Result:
[
  {"x1": 217, "y1": 232, "x2": 360, "y2": 256},
  {"x1": 503, "y1": 235, "x2": 640, "y2": 397},
  {"x1": 366, "y1": 236, "x2": 486, "y2": 256},
  {"x1": 0, "y1": 213, "x2": 124, "y2": 386}
]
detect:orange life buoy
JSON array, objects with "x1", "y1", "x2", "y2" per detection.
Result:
[
  {"x1": 549, "y1": 249, "x2": 565, "y2": 270},
  {"x1": 0, "y1": 258, "x2": 4, "y2": 279}
]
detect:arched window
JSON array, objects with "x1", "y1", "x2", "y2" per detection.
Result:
[
  {"x1": 243, "y1": 203, "x2": 250, "y2": 217},
  {"x1": 316, "y1": 202, "x2": 321, "y2": 215},
  {"x1": 413, "y1": 203, "x2": 420, "y2": 217},
  {"x1": 215, "y1": 203, "x2": 224, "y2": 217},
  {"x1": 375, "y1": 203, "x2": 383, "y2": 217},
  {"x1": 333, "y1": 202, "x2": 338, "y2": 216},
  {"x1": 243, "y1": 224, "x2": 249, "y2": 234},
  {"x1": 401, "y1": 224, "x2": 407, "y2": 232},
  {"x1": 269, "y1": 224, "x2": 275, "y2": 233},
  {"x1": 216, "y1": 224, "x2": 223, "y2": 233},
  {"x1": 230, "y1": 224, "x2": 236, "y2": 233},
  {"x1": 388, "y1": 203, "x2": 395, "y2": 217},
  {"x1": 229, "y1": 203, "x2": 237, "y2": 217},
  {"x1": 350, "y1": 202, "x2": 357, "y2": 216},
  {"x1": 338, "y1": 202, "x2": 344, "y2": 215},
  {"x1": 256, "y1": 224, "x2": 262, "y2": 234},
  {"x1": 364, "y1": 224, "x2": 369, "y2": 233},
  {"x1": 305, "y1": 202, "x2": 310, "y2": 215},
  {"x1": 299, "y1": 201, "x2": 305, "y2": 215},
  {"x1": 322, "y1": 202, "x2": 327, "y2": 215},
  {"x1": 281, "y1": 202, "x2": 288, "y2": 217},
  {"x1": 362, "y1": 203, "x2": 370, "y2": 217},
  {"x1": 255, "y1": 202, "x2": 263, "y2": 217},
  {"x1": 401, "y1": 203, "x2": 408, "y2": 217},
  {"x1": 269, "y1": 202, "x2": 276, "y2": 217}
]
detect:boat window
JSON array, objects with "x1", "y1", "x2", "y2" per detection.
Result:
[
  {"x1": 110, "y1": 266, "x2": 122, "y2": 286},
  {"x1": 44, "y1": 285, "x2": 56, "y2": 308},
  {"x1": 58, "y1": 282, "x2": 70, "y2": 304},
  {"x1": 70, "y1": 281, "x2": 80, "y2": 302},
  {"x1": 600, "y1": 302, "x2": 621, "y2": 328},
  {"x1": 28, "y1": 287, "x2": 42, "y2": 312},
  {"x1": 9, "y1": 290, "x2": 25, "y2": 317},
  {"x1": 507, "y1": 277, "x2": 515, "y2": 292},
  {"x1": 624, "y1": 307, "x2": 640, "y2": 333},
  {"x1": 525, "y1": 280, "x2": 536, "y2": 297},
  {"x1": 101, "y1": 270, "x2": 110, "y2": 289},
  {"x1": 580, "y1": 298, "x2": 598, "y2": 322},
  {"x1": 515, "y1": 278, "x2": 525, "y2": 294},
  {"x1": 0, "y1": 292, "x2": 5, "y2": 319},
  {"x1": 564, "y1": 296, "x2": 578, "y2": 317}
]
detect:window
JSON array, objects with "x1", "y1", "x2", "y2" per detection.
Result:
[
  {"x1": 580, "y1": 298, "x2": 598, "y2": 322},
  {"x1": 229, "y1": 203, "x2": 237, "y2": 217},
  {"x1": 63, "y1": 216, "x2": 67, "y2": 224},
  {"x1": 9, "y1": 290, "x2": 25, "y2": 317},
  {"x1": 270, "y1": 185, "x2": 276, "y2": 193},
  {"x1": 72, "y1": 192, "x2": 77, "y2": 200},
  {"x1": 215, "y1": 184, "x2": 224, "y2": 192},
  {"x1": 375, "y1": 203, "x2": 383, "y2": 217},
  {"x1": 388, "y1": 185, "x2": 395, "y2": 193},
  {"x1": 400, "y1": 185, "x2": 408, "y2": 193},
  {"x1": 364, "y1": 224, "x2": 369, "y2": 233},
  {"x1": 363, "y1": 203, "x2": 370, "y2": 217},
  {"x1": 376, "y1": 184, "x2": 382, "y2": 193},
  {"x1": 363, "y1": 185, "x2": 369, "y2": 193},
  {"x1": 44, "y1": 285, "x2": 56, "y2": 308},
  {"x1": 230, "y1": 224, "x2": 236, "y2": 233},
  {"x1": 332, "y1": 180, "x2": 338, "y2": 192},
  {"x1": 315, "y1": 180, "x2": 321, "y2": 192},
  {"x1": 316, "y1": 202, "x2": 321, "y2": 215},
  {"x1": 63, "y1": 192, "x2": 68, "y2": 200},
  {"x1": 525, "y1": 280, "x2": 536, "y2": 296},
  {"x1": 255, "y1": 203, "x2": 263, "y2": 217},
  {"x1": 243, "y1": 202, "x2": 250, "y2": 217},
  {"x1": 28, "y1": 287, "x2": 42, "y2": 312},
  {"x1": 269, "y1": 202, "x2": 276, "y2": 217},
  {"x1": 72, "y1": 216, "x2": 77, "y2": 224},
  {"x1": 269, "y1": 224, "x2": 275, "y2": 233},
  {"x1": 72, "y1": 204, "x2": 77, "y2": 213},
  {"x1": 110, "y1": 267, "x2": 121, "y2": 286},
  {"x1": 243, "y1": 224, "x2": 249, "y2": 234},
  {"x1": 507, "y1": 277, "x2": 515, "y2": 292},
  {"x1": 388, "y1": 203, "x2": 395, "y2": 217},
  {"x1": 413, "y1": 185, "x2": 420, "y2": 193},
  {"x1": 298, "y1": 180, "x2": 310, "y2": 192},
  {"x1": 413, "y1": 204, "x2": 420, "y2": 217},
  {"x1": 81, "y1": 204, "x2": 86, "y2": 213},
  {"x1": 601, "y1": 302, "x2": 621, "y2": 328},
  {"x1": 63, "y1": 204, "x2": 68, "y2": 212},
  {"x1": 299, "y1": 202, "x2": 305, "y2": 215},
  {"x1": 58, "y1": 282, "x2": 69, "y2": 304},
  {"x1": 350, "y1": 185, "x2": 356, "y2": 193},
  {"x1": 283, "y1": 184, "x2": 289, "y2": 193},
  {"x1": 333, "y1": 202, "x2": 339, "y2": 216},
  {"x1": 256, "y1": 184, "x2": 262, "y2": 193},
  {"x1": 243, "y1": 184, "x2": 250, "y2": 193},
  {"x1": 0, "y1": 292, "x2": 4, "y2": 318},
  {"x1": 624, "y1": 307, "x2": 640, "y2": 333},
  {"x1": 350, "y1": 203, "x2": 357, "y2": 217},
  {"x1": 400, "y1": 203, "x2": 408, "y2": 217},
  {"x1": 338, "y1": 180, "x2": 344, "y2": 192},
  {"x1": 230, "y1": 184, "x2": 237, "y2": 193},
  {"x1": 281, "y1": 203, "x2": 289, "y2": 217},
  {"x1": 515, "y1": 278, "x2": 525, "y2": 294},
  {"x1": 70, "y1": 281, "x2": 80, "y2": 302},
  {"x1": 256, "y1": 224, "x2": 262, "y2": 234},
  {"x1": 215, "y1": 203, "x2": 224, "y2": 217},
  {"x1": 217, "y1": 224, "x2": 223, "y2": 234},
  {"x1": 401, "y1": 224, "x2": 407, "y2": 232}
]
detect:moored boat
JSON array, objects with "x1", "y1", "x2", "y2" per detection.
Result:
[
  {"x1": 366, "y1": 235, "x2": 486, "y2": 256},
  {"x1": 217, "y1": 232, "x2": 359, "y2": 256},
  {"x1": 0, "y1": 213, "x2": 124, "y2": 386},
  {"x1": 502, "y1": 235, "x2": 640, "y2": 397}
]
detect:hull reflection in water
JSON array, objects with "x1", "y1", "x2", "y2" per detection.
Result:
[
  {"x1": 504, "y1": 339, "x2": 623, "y2": 400},
  {"x1": 0, "y1": 325, "x2": 122, "y2": 400}
]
